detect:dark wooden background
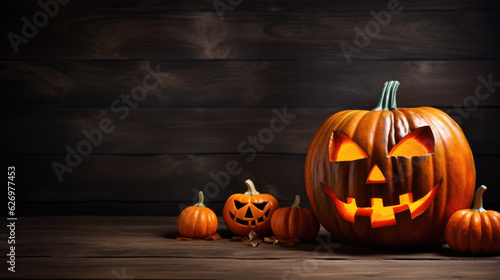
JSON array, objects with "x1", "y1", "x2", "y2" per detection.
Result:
[{"x1": 1, "y1": 0, "x2": 499, "y2": 216}]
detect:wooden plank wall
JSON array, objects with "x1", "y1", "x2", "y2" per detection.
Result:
[{"x1": 1, "y1": 0, "x2": 499, "y2": 215}]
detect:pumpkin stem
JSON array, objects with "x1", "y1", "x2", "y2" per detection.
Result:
[
  {"x1": 472, "y1": 185, "x2": 487, "y2": 213},
  {"x1": 244, "y1": 179, "x2": 261, "y2": 195},
  {"x1": 373, "y1": 80, "x2": 400, "y2": 111},
  {"x1": 194, "y1": 191, "x2": 205, "y2": 207},
  {"x1": 291, "y1": 195, "x2": 301, "y2": 208}
]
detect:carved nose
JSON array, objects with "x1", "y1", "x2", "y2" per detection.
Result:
[{"x1": 366, "y1": 164, "x2": 387, "y2": 184}]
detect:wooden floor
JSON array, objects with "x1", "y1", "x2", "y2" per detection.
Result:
[{"x1": 1, "y1": 216, "x2": 499, "y2": 279}]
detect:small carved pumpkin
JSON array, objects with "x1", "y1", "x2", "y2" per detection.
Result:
[
  {"x1": 177, "y1": 191, "x2": 218, "y2": 238},
  {"x1": 305, "y1": 81, "x2": 476, "y2": 247},
  {"x1": 271, "y1": 195, "x2": 320, "y2": 241},
  {"x1": 445, "y1": 185, "x2": 500, "y2": 255},
  {"x1": 223, "y1": 179, "x2": 279, "y2": 236}
]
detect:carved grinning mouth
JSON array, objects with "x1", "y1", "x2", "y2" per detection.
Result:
[
  {"x1": 230, "y1": 209, "x2": 270, "y2": 226},
  {"x1": 322, "y1": 180, "x2": 442, "y2": 228}
]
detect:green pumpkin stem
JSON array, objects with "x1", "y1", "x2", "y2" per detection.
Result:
[
  {"x1": 244, "y1": 179, "x2": 261, "y2": 195},
  {"x1": 194, "y1": 191, "x2": 205, "y2": 207},
  {"x1": 373, "y1": 80, "x2": 400, "y2": 111},
  {"x1": 291, "y1": 195, "x2": 301, "y2": 208},
  {"x1": 472, "y1": 185, "x2": 487, "y2": 213}
]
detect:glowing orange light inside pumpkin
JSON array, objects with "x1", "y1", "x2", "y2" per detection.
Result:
[
  {"x1": 324, "y1": 126, "x2": 439, "y2": 228},
  {"x1": 388, "y1": 126, "x2": 434, "y2": 157},
  {"x1": 366, "y1": 164, "x2": 387, "y2": 184},
  {"x1": 322, "y1": 180, "x2": 442, "y2": 228},
  {"x1": 329, "y1": 132, "x2": 368, "y2": 162}
]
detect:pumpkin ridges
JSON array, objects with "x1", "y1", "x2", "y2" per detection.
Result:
[
  {"x1": 456, "y1": 211, "x2": 473, "y2": 253},
  {"x1": 190, "y1": 208, "x2": 200, "y2": 237},
  {"x1": 206, "y1": 208, "x2": 218, "y2": 237},
  {"x1": 479, "y1": 212, "x2": 493, "y2": 252},
  {"x1": 292, "y1": 208, "x2": 303, "y2": 238},
  {"x1": 199, "y1": 208, "x2": 209, "y2": 237},
  {"x1": 487, "y1": 211, "x2": 500, "y2": 252},
  {"x1": 412, "y1": 107, "x2": 475, "y2": 224},
  {"x1": 285, "y1": 207, "x2": 295, "y2": 239},
  {"x1": 207, "y1": 209, "x2": 218, "y2": 236},
  {"x1": 469, "y1": 212, "x2": 483, "y2": 254},
  {"x1": 189, "y1": 208, "x2": 201, "y2": 238},
  {"x1": 271, "y1": 207, "x2": 288, "y2": 239},
  {"x1": 292, "y1": 209, "x2": 302, "y2": 238}
]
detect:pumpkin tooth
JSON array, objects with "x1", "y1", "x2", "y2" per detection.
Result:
[
  {"x1": 399, "y1": 193, "x2": 414, "y2": 204},
  {"x1": 263, "y1": 209, "x2": 270, "y2": 219},
  {"x1": 322, "y1": 181, "x2": 442, "y2": 228},
  {"x1": 257, "y1": 216, "x2": 264, "y2": 224},
  {"x1": 235, "y1": 217, "x2": 247, "y2": 225}
]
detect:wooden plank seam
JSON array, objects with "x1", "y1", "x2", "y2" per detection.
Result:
[
  {"x1": 50, "y1": 63, "x2": 169, "y2": 183},
  {"x1": 6, "y1": 0, "x2": 71, "y2": 54},
  {"x1": 443, "y1": 73, "x2": 500, "y2": 125},
  {"x1": 178, "y1": 105, "x2": 297, "y2": 212},
  {"x1": 339, "y1": 0, "x2": 404, "y2": 64}
]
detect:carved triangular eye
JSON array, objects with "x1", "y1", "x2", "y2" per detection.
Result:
[
  {"x1": 389, "y1": 126, "x2": 434, "y2": 157},
  {"x1": 329, "y1": 132, "x2": 369, "y2": 162},
  {"x1": 234, "y1": 201, "x2": 246, "y2": 209},
  {"x1": 252, "y1": 202, "x2": 267, "y2": 211}
]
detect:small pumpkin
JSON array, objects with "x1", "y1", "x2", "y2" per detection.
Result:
[
  {"x1": 177, "y1": 191, "x2": 218, "y2": 238},
  {"x1": 223, "y1": 179, "x2": 279, "y2": 236},
  {"x1": 271, "y1": 195, "x2": 320, "y2": 241},
  {"x1": 445, "y1": 185, "x2": 500, "y2": 255}
]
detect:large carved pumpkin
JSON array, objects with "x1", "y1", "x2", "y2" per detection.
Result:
[{"x1": 305, "y1": 81, "x2": 476, "y2": 247}]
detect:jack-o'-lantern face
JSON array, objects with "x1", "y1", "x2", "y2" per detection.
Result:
[
  {"x1": 323, "y1": 126, "x2": 442, "y2": 228},
  {"x1": 305, "y1": 81, "x2": 475, "y2": 247},
  {"x1": 229, "y1": 199, "x2": 272, "y2": 226},
  {"x1": 223, "y1": 179, "x2": 279, "y2": 236}
]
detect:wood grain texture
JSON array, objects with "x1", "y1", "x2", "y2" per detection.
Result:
[
  {"x1": 2, "y1": 0, "x2": 500, "y2": 219},
  {"x1": 0, "y1": 217, "x2": 498, "y2": 279},
  {"x1": 5, "y1": 0, "x2": 500, "y2": 11},
  {"x1": 3, "y1": 216, "x2": 498, "y2": 259},
  {"x1": 2, "y1": 60, "x2": 499, "y2": 108},
  {"x1": 5, "y1": 155, "x2": 499, "y2": 210},
  {"x1": 8, "y1": 258, "x2": 500, "y2": 279},
  {"x1": 13, "y1": 201, "x2": 500, "y2": 216},
  {"x1": 1, "y1": 108, "x2": 498, "y2": 155},
  {"x1": 1, "y1": 11, "x2": 499, "y2": 60}
]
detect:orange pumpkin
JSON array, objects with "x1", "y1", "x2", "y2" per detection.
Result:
[
  {"x1": 177, "y1": 191, "x2": 218, "y2": 238},
  {"x1": 445, "y1": 185, "x2": 500, "y2": 255},
  {"x1": 305, "y1": 81, "x2": 475, "y2": 247},
  {"x1": 223, "y1": 179, "x2": 279, "y2": 236},
  {"x1": 271, "y1": 195, "x2": 320, "y2": 241}
]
